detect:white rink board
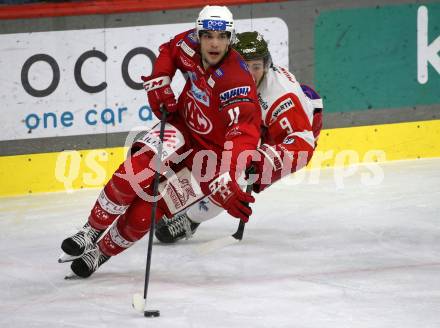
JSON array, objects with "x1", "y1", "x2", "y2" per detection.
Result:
[{"x1": 0, "y1": 18, "x2": 288, "y2": 141}]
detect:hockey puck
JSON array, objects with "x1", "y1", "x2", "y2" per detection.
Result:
[{"x1": 144, "y1": 310, "x2": 160, "y2": 317}]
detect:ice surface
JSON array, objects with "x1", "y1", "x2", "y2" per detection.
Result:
[{"x1": 1, "y1": 158, "x2": 439, "y2": 328}]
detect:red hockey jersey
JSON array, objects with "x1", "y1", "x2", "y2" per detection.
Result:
[{"x1": 152, "y1": 29, "x2": 261, "y2": 174}]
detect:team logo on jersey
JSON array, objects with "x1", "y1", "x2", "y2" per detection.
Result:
[
  {"x1": 270, "y1": 97, "x2": 295, "y2": 125},
  {"x1": 184, "y1": 93, "x2": 213, "y2": 135},
  {"x1": 219, "y1": 86, "x2": 250, "y2": 103},
  {"x1": 190, "y1": 83, "x2": 210, "y2": 106},
  {"x1": 187, "y1": 71, "x2": 210, "y2": 106}
]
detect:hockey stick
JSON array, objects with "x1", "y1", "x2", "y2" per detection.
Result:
[
  {"x1": 132, "y1": 108, "x2": 168, "y2": 318},
  {"x1": 196, "y1": 168, "x2": 255, "y2": 255}
]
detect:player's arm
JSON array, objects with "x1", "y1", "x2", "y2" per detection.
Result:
[
  {"x1": 151, "y1": 32, "x2": 188, "y2": 78},
  {"x1": 141, "y1": 30, "x2": 194, "y2": 117},
  {"x1": 255, "y1": 92, "x2": 315, "y2": 192},
  {"x1": 202, "y1": 97, "x2": 262, "y2": 222},
  {"x1": 301, "y1": 84, "x2": 324, "y2": 142}
]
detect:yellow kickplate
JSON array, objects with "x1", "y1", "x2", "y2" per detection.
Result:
[{"x1": 1, "y1": 120, "x2": 439, "y2": 196}]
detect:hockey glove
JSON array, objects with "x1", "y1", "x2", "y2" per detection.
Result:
[
  {"x1": 251, "y1": 144, "x2": 283, "y2": 193},
  {"x1": 141, "y1": 75, "x2": 178, "y2": 117},
  {"x1": 207, "y1": 171, "x2": 255, "y2": 222}
]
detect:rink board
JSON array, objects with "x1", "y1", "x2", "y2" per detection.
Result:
[{"x1": 0, "y1": 119, "x2": 439, "y2": 197}]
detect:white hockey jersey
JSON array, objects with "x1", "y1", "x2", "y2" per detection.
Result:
[
  {"x1": 186, "y1": 65, "x2": 324, "y2": 222},
  {"x1": 258, "y1": 65, "x2": 318, "y2": 149}
]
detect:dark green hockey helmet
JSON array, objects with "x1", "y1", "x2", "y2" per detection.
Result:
[{"x1": 233, "y1": 31, "x2": 271, "y2": 66}]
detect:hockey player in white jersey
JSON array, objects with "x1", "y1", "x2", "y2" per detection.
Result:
[{"x1": 155, "y1": 31, "x2": 324, "y2": 243}]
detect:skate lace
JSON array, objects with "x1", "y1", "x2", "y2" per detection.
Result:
[
  {"x1": 82, "y1": 248, "x2": 109, "y2": 271},
  {"x1": 71, "y1": 223, "x2": 101, "y2": 251},
  {"x1": 164, "y1": 214, "x2": 193, "y2": 239}
]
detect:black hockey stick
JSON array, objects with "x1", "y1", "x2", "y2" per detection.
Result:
[
  {"x1": 231, "y1": 220, "x2": 246, "y2": 240},
  {"x1": 231, "y1": 166, "x2": 255, "y2": 241},
  {"x1": 132, "y1": 108, "x2": 168, "y2": 318}
]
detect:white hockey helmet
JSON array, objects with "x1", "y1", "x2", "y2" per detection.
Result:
[{"x1": 195, "y1": 5, "x2": 235, "y2": 42}]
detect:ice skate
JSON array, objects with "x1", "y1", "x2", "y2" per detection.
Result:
[
  {"x1": 155, "y1": 213, "x2": 200, "y2": 243},
  {"x1": 60, "y1": 222, "x2": 103, "y2": 258},
  {"x1": 70, "y1": 247, "x2": 110, "y2": 278}
]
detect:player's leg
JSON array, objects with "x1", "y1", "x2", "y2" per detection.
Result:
[
  {"x1": 69, "y1": 163, "x2": 207, "y2": 277},
  {"x1": 70, "y1": 195, "x2": 166, "y2": 278},
  {"x1": 60, "y1": 122, "x2": 187, "y2": 259},
  {"x1": 152, "y1": 164, "x2": 217, "y2": 243},
  {"x1": 154, "y1": 166, "x2": 256, "y2": 244},
  {"x1": 155, "y1": 198, "x2": 224, "y2": 243},
  {"x1": 60, "y1": 151, "x2": 154, "y2": 259}
]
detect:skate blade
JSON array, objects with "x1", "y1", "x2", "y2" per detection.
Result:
[
  {"x1": 58, "y1": 252, "x2": 82, "y2": 263},
  {"x1": 58, "y1": 246, "x2": 98, "y2": 263},
  {"x1": 64, "y1": 271, "x2": 82, "y2": 280},
  {"x1": 58, "y1": 252, "x2": 80, "y2": 263}
]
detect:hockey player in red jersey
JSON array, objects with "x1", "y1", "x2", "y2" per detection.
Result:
[
  {"x1": 155, "y1": 31, "x2": 324, "y2": 243},
  {"x1": 59, "y1": 6, "x2": 261, "y2": 278}
]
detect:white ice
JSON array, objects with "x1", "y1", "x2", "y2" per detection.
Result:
[{"x1": 0, "y1": 158, "x2": 439, "y2": 328}]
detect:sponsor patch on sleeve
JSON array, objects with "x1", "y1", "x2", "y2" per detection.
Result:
[{"x1": 180, "y1": 40, "x2": 195, "y2": 57}]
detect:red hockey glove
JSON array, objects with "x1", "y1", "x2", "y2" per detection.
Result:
[
  {"x1": 251, "y1": 144, "x2": 284, "y2": 193},
  {"x1": 207, "y1": 171, "x2": 255, "y2": 222},
  {"x1": 141, "y1": 75, "x2": 177, "y2": 117},
  {"x1": 251, "y1": 142, "x2": 312, "y2": 193}
]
